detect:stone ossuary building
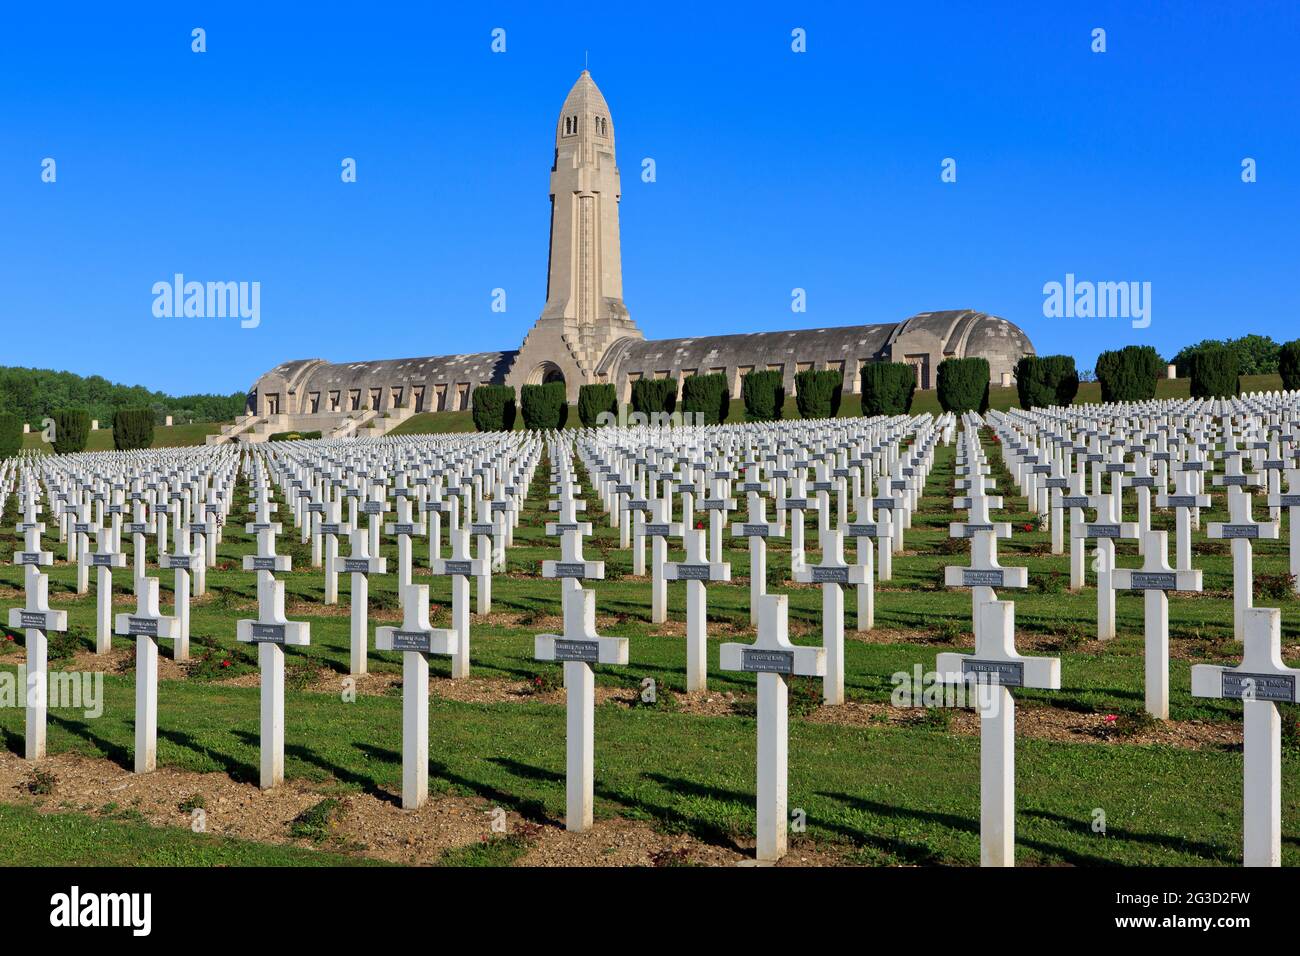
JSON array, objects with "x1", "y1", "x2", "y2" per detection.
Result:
[{"x1": 230, "y1": 71, "x2": 1033, "y2": 442}]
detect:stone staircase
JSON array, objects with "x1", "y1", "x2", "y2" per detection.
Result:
[{"x1": 207, "y1": 404, "x2": 419, "y2": 445}]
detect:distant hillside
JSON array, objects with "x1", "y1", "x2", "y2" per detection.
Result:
[{"x1": 0, "y1": 366, "x2": 244, "y2": 426}]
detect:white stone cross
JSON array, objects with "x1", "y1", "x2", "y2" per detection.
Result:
[
  {"x1": 85, "y1": 524, "x2": 126, "y2": 653},
  {"x1": 430, "y1": 528, "x2": 485, "y2": 678},
  {"x1": 1156, "y1": 467, "x2": 1212, "y2": 572},
  {"x1": 696, "y1": 475, "x2": 737, "y2": 565},
  {"x1": 384, "y1": 482, "x2": 426, "y2": 592},
  {"x1": 842, "y1": 494, "x2": 880, "y2": 632},
  {"x1": 793, "y1": 528, "x2": 867, "y2": 706},
  {"x1": 937, "y1": 600, "x2": 1060, "y2": 866},
  {"x1": 644, "y1": 497, "x2": 683, "y2": 625},
  {"x1": 318, "y1": 498, "x2": 352, "y2": 605},
  {"x1": 1113, "y1": 530, "x2": 1202, "y2": 718},
  {"x1": 731, "y1": 486, "x2": 779, "y2": 626},
  {"x1": 332, "y1": 528, "x2": 388, "y2": 675},
  {"x1": 1059, "y1": 470, "x2": 1091, "y2": 589},
  {"x1": 375, "y1": 583, "x2": 458, "y2": 809},
  {"x1": 1191, "y1": 607, "x2": 1299, "y2": 866},
  {"x1": 622, "y1": 478, "x2": 652, "y2": 575},
  {"x1": 1266, "y1": 468, "x2": 1300, "y2": 594},
  {"x1": 777, "y1": 471, "x2": 821, "y2": 572},
  {"x1": 1074, "y1": 487, "x2": 1140, "y2": 640},
  {"x1": 1208, "y1": 487, "x2": 1280, "y2": 641},
  {"x1": 114, "y1": 576, "x2": 178, "y2": 773},
  {"x1": 125, "y1": 499, "x2": 154, "y2": 579},
  {"x1": 360, "y1": 483, "x2": 389, "y2": 558},
  {"x1": 664, "y1": 528, "x2": 731, "y2": 692},
  {"x1": 236, "y1": 565, "x2": 311, "y2": 790},
  {"x1": 468, "y1": 496, "x2": 501, "y2": 615},
  {"x1": 534, "y1": 585, "x2": 629, "y2": 832},
  {"x1": 9, "y1": 519, "x2": 67, "y2": 762},
  {"x1": 945, "y1": 529, "x2": 1027, "y2": 646},
  {"x1": 542, "y1": 528, "x2": 605, "y2": 586},
  {"x1": 719, "y1": 594, "x2": 825, "y2": 862},
  {"x1": 158, "y1": 520, "x2": 197, "y2": 661}
]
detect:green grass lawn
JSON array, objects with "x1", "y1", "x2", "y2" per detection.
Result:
[
  {"x1": 1, "y1": 434, "x2": 1297, "y2": 865},
  {"x1": 0, "y1": 803, "x2": 384, "y2": 866}
]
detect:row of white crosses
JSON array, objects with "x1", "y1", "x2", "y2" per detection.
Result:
[
  {"x1": 572, "y1": 416, "x2": 943, "y2": 703},
  {"x1": 536, "y1": 441, "x2": 626, "y2": 831},
  {"x1": 953, "y1": 395, "x2": 1300, "y2": 865},
  {"x1": 236, "y1": 458, "x2": 312, "y2": 789}
]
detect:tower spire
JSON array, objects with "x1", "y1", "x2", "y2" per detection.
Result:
[{"x1": 508, "y1": 70, "x2": 642, "y2": 401}]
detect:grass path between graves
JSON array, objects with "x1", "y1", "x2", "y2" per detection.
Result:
[
  {"x1": 0, "y1": 802, "x2": 384, "y2": 866},
  {"x1": 0, "y1": 431, "x2": 1298, "y2": 865}
]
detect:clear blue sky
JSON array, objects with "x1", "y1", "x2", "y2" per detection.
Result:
[{"x1": 2, "y1": 1, "x2": 1296, "y2": 395}]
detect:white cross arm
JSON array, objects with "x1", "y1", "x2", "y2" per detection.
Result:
[
  {"x1": 953, "y1": 495, "x2": 1004, "y2": 510},
  {"x1": 1113, "y1": 568, "x2": 1202, "y2": 591},
  {"x1": 1156, "y1": 492, "x2": 1212, "y2": 509},
  {"x1": 237, "y1": 619, "x2": 311, "y2": 646},
  {"x1": 334, "y1": 555, "x2": 388, "y2": 575},
  {"x1": 731, "y1": 520, "x2": 778, "y2": 538},
  {"x1": 545, "y1": 520, "x2": 594, "y2": 537},
  {"x1": 9, "y1": 607, "x2": 68, "y2": 632},
  {"x1": 430, "y1": 556, "x2": 486, "y2": 577},
  {"x1": 944, "y1": 565, "x2": 1028, "y2": 588},
  {"x1": 547, "y1": 498, "x2": 587, "y2": 511},
  {"x1": 245, "y1": 521, "x2": 284, "y2": 534},
  {"x1": 534, "y1": 633, "x2": 628, "y2": 665},
  {"x1": 14, "y1": 549, "x2": 55, "y2": 567},
  {"x1": 936, "y1": 605, "x2": 1060, "y2": 690},
  {"x1": 115, "y1": 611, "x2": 179, "y2": 640},
  {"x1": 245, "y1": 554, "x2": 292, "y2": 572},
  {"x1": 376, "y1": 625, "x2": 457, "y2": 656},
  {"x1": 1071, "y1": 521, "x2": 1140, "y2": 541},
  {"x1": 719, "y1": 639, "x2": 824, "y2": 676},
  {"x1": 950, "y1": 522, "x2": 1012, "y2": 539},
  {"x1": 1191, "y1": 609, "x2": 1299, "y2": 702},
  {"x1": 646, "y1": 520, "x2": 685, "y2": 538},
  {"x1": 665, "y1": 561, "x2": 731, "y2": 583},
  {"x1": 1207, "y1": 520, "x2": 1280, "y2": 541},
  {"x1": 719, "y1": 594, "x2": 825, "y2": 677},
  {"x1": 384, "y1": 520, "x2": 426, "y2": 537},
  {"x1": 793, "y1": 564, "x2": 868, "y2": 586},
  {"x1": 542, "y1": 558, "x2": 605, "y2": 580}
]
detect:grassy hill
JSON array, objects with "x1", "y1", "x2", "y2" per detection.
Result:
[{"x1": 21, "y1": 422, "x2": 222, "y2": 451}]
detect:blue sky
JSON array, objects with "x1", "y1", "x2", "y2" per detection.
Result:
[{"x1": 2, "y1": 1, "x2": 1297, "y2": 395}]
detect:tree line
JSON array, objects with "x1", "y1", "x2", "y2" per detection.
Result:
[{"x1": 0, "y1": 365, "x2": 245, "y2": 427}]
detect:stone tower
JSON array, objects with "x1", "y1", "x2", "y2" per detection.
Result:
[{"x1": 508, "y1": 71, "x2": 642, "y2": 400}]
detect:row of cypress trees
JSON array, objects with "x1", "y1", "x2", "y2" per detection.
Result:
[
  {"x1": 0, "y1": 407, "x2": 156, "y2": 457},
  {"x1": 470, "y1": 364, "x2": 919, "y2": 431}
]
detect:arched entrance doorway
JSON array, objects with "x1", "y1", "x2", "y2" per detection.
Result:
[{"x1": 526, "y1": 362, "x2": 566, "y2": 387}]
